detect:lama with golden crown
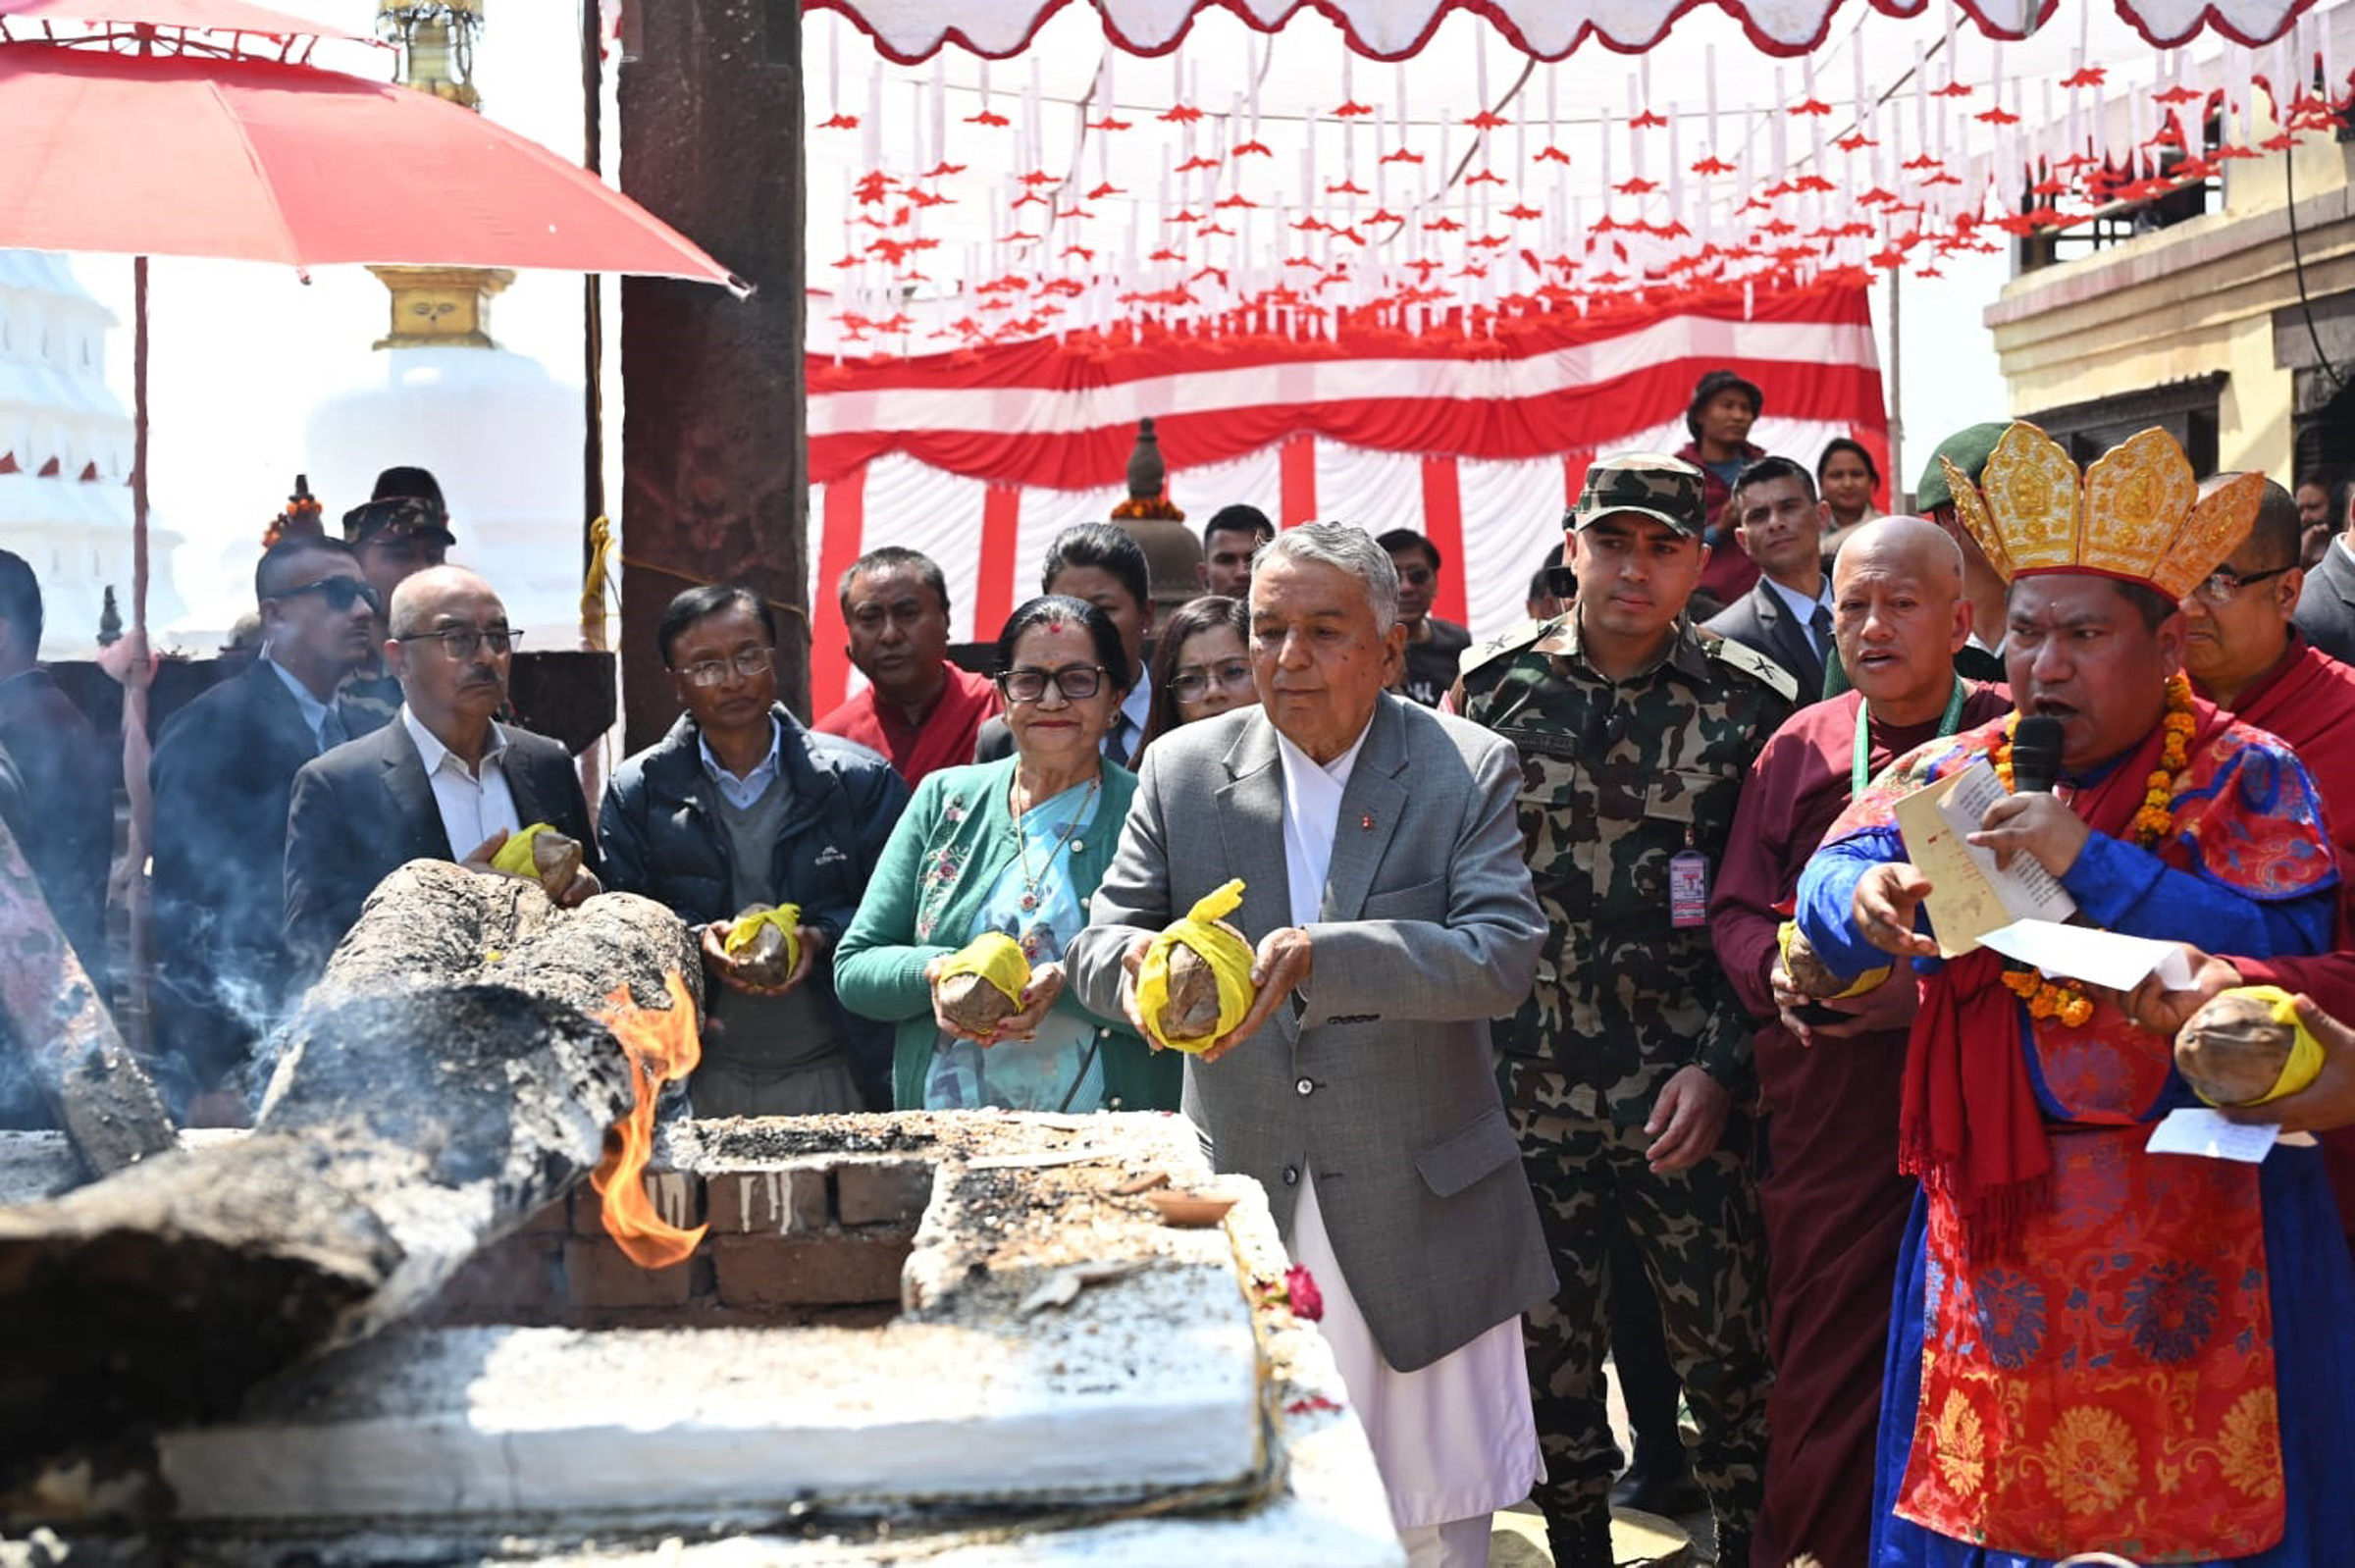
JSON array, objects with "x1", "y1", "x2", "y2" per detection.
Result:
[
  {"x1": 1783, "y1": 415, "x2": 2353, "y2": 1566},
  {"x1": 1938, "y1": 422, "x2": 2264, "y2": 600}
]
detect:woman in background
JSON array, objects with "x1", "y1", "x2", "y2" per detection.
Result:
[
  {"x1": 1816, "y1": 437, "x2": 1884, "y2": 561},
  {"x1": 1136, "y1": 594, "x2": 1257, "y2": 754}
]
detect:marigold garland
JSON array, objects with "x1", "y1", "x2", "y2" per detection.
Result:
[{"x1": 1991, "y1": 674, "x2": 2195, "y2": 1028}]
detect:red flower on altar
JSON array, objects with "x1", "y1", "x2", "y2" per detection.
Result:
[{"x1": 1283, "y1": 1265, "x2": 1324, "y2": 1321}]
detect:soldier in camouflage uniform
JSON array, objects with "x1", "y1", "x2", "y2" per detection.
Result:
[{"x1": 1454, "y1": 452, "x2": 1796, "y2": 1568}]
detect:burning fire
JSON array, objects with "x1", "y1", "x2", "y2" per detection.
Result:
[{"x1": 591, "y1": 970, "x2": 706, "y2": 1268}]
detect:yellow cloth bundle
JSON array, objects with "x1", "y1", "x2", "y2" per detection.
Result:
[
  {"x1": 2181, "y1": 984, "x2": 2326, "y2": 1109},
  {"x1": 939, "y1": 931, "x2": 1031, "y2": 1008},
  {"x1": 1777, "y1": 918, "x2": 1891, "y2": 1001},
  {"x1": 490, "y1": 822, "x2": 561, "y2": 878},
  {"x1": 722, "y1": 903, "x2": 803, "y2": 983},
  {"x1": 1136, "y1": 879, "x2": 1257, "y2": 1054}
]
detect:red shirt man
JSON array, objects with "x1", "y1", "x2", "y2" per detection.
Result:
[{"x1": 813, "y1": 548, "x2": 1001, "y2": 786}]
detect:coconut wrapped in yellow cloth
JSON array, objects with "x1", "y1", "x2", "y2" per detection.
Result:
[
  {"x1": 2176, "y1": 985, "x2": 2326, "y2": 1108},
  {"x1": 1777, "y1": 918, "x2": 1891, "y2": 1000},
  {"x1": 1136, "y1": 879, "x2": 1258, "y2": 1053},
  {"x1": 722, "y1": 903, "x2": 803, "y2": 988},
  {"x1": 490, "y1": 822, "x2": 584, "y2": 899},
  {"x1": 934, "y1": 931, "x2": 1032, "y2": 1037}
]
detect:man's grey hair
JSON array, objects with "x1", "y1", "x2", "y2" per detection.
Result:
[{"x1": 1253, "y1": 522, "x2": 1401, "y2": 632}]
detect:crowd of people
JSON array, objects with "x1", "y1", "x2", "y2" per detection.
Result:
[{"x1": 7, "y1": 363, "x2": 2355, "y2": 1568}]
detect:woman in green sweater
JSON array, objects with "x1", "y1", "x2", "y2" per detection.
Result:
[{"x1": 834, "y1": 596, "x2": 1180, "y2": 1113}]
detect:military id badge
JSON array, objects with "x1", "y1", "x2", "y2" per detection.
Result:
[{"x1": 1668, "y1": 851, "x2": 1711, "y2": 928}]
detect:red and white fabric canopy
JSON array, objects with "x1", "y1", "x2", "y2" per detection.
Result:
[
  {"x1": 804, "y1": 1, "x2": 2354, "y2": 353},
  {"x1": 805, "y1": 280, "x2": 1885, "y2": 709},
  {"x1": 809, "y1": 0, "x2": 2327, "y2": 63}
]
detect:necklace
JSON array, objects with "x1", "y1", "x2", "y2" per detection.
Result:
[
  {"x1": 1011, "y1": 775, "x2": 1098, "y2": 913},
  {"x1": 1852, "y1": 676, "x2": 1969, "y2": 798},
  {"x1": 1991, "y1": 673, "x2": 2198, "y2": 1029}
]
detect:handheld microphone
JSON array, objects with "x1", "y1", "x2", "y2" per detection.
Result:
[{"x1": 2011, "y1": 714, "x2": 2066, "y2": 794}]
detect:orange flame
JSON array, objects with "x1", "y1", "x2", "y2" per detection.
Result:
[{"x1": 590, "y1": 969, "x2": 707, "y2": 1268}]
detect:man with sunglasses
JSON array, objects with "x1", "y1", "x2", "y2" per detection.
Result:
[
  {"x1": 151, "y1": 535, "x2": 392, "y2": 1122},
  {"x1": 2182, "y1": 476, "x2": 2355, "y2": 1260},
  {"x1": 1452, "y1": 453, "x2": 1795, "y2": 1568},
  {"x1": 599, "y1": 585, "x2": 909, "y2": 1115},
  {"x1": 284, "y1": 566, "x2": 598, "y2": 983}
]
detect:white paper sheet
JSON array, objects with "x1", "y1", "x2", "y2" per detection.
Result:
[
  {"x1": 1977, "y1": 919, "x2": 2198, "y2": 992},
  {"x1": 2146, "y1": 1107, "x2": 2279, "y2": 1163}
]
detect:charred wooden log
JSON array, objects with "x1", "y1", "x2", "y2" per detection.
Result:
[
  {"x1": 0, "y1": 812, "x2": 174, "y2": 1178},
  {"x1": 0, "y1": 863, "x2": 698, "y2": 1462}
]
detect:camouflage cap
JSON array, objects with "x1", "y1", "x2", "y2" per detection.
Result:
[
  {"x1": 1913, "y1": 423, "x2": 2009, "y2": 513},
  {"x1": 341, "y1": 495, "x2": 454, "y2": 549},
  {"x1": 1567, "y1": 452, "x2": 1708, "y2": 537}
]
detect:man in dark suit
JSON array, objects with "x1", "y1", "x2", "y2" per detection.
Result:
[
  {"x1": 1703, "y1": 455, "x2": 1834, "y2": 697},
  {"x1": 2294, "y1": 474, "x2": 2355, "y2": 665},
  {"x1": 1067, "y1": 523, "x2": 1552, "y2": 1565},
  {"x1": 151, "y1": 535, "x2": 390, "y2": 1119},
  {"x1": 0, "y1": 549, "x2": 112, "y2": 987},
  {"x1": 283, "y1": 566, "x2": 598, "y2": 982}
]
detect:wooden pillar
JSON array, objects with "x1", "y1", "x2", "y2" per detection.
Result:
[{"x1": 616, "y1": 0, "x2": 807, "y2": 751}]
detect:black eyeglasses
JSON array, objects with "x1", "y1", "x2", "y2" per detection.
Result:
[
  {"x1": 273, "y1": 577, "x2": 382, "y2": 614},
  {"x1": 2186, "y1": 564, "x2": 2294, "y2": 605},
  {"x1": 675, "y1": 648, "x2": 773, "y2": 688},
  {"x1": 999, "y1": 664, "x2": 1107, "y2": 704},
  {"x1": 1169, "y1": 659, "x2": 1254, "y2": 701},
  {"x1": 394, "y1": 625, "x2": 519, "y2": 660}
]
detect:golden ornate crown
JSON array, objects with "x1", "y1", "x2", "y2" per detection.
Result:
[{"x1": 1940, "y1": 422, "x2": 2264, "y2": 602}]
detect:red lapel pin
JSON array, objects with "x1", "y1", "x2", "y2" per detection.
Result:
[{"x1": 1360, "y1": 811, "x2": 1375, "y2": 831}]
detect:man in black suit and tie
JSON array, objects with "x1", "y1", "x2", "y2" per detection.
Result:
[
  {"x1": 1703, "y1": 456, "x2": 1834, "y2": 697},
  {"x1": 151, "y1": 535, "x2": 390, "y2": 1120},
  {"x1": 283, "y1": 565, "x2": 598, "y2": 982},
  {"x1": 2295, "y1": 476, "x2": 2355, "y2": 665}
]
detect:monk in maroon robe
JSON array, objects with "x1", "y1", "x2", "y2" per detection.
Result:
[
  {"x1": 2183, "y1": 477, "x2": 2355, "y2": 1240},
  {"x1": 1709, "y1": 516, "x2": 2009, "y2": 1568}
]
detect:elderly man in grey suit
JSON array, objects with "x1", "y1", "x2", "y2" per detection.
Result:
[{"x1": 1067, "y1": 522, "x2": 1553, "y2": 1568}]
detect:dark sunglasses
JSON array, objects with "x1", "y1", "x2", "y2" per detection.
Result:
[{"x1": 273, "y1": 577, "x2": 383, "y2": 614}]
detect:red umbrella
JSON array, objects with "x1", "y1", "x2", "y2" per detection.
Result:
[
  {"x1": 0, "y1": 43, "x2": 742, "y2": 285},
  {"x1": 0, "y1": 19, "x2": 744, "y2": 1057}
]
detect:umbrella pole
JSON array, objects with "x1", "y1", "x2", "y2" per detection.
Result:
[{"x1": 123, "y1": 254, "x2": 155, "y2": 1065}]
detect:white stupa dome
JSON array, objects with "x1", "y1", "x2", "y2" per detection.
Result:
[{"x1": 0, "y1": 250, "x2": 183, "y2": 658}]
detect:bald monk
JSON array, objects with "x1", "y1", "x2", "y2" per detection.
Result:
[
  {"x1": 283, "y1": 566, "x2": 600, "y2": 980},
  {"x1": 2178, "y1": 477, "x2": 2355, "y2": 1252},
  {"x1": 1707, "y1": 516, "x2": 2010, "y2": 1568}
]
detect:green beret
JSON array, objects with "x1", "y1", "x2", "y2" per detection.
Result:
[{"x1": 1914, "y1": 423, "x2": 2011, "y2": 512}]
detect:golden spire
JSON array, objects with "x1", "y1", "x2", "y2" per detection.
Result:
[{"x1": 370, "y1": 4, "x2": 501, "y2": 349}]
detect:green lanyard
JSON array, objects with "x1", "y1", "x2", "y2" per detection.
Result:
[{"x1": 1853, "y1": 676, "x2": 1968, "y2": 797}]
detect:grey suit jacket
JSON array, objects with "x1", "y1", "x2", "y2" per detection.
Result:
[
  {"x1": 282, "y1": 717, "x2": 597, "y2": 982},
  {"x1": 2296, "y1": 539, "x2": 2355, "y2": 667},
  {"x1": 1066, "y1": 695, "x2": 1555, "y2": 1373},
  {"x1": 1703, "y1": 577, "x2": 1826, "y2": 698}
]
